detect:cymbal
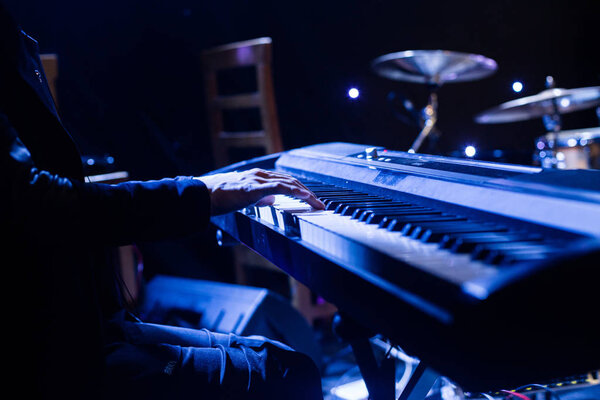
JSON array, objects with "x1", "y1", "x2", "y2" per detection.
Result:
[
  {"x1": 475, "y1": 86, "x2": 600, "y2": 124},
  {"x1": 371, "y1": 50, "x2": 498, "y2": 84}
]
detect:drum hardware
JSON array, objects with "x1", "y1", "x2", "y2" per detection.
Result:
[
  {"x1": 474, "y1": 80, "x2": 600, "y2": 124},
  {"x1": 535, "y1": 127, "x2": 600, "y2": 169},
  {"x1": 371, "y1": 50, "x2": 498, "y2": 154},
  {"x1": 540, "y1": 76, "x2": 564, "y2": 168},
  {"x1": 475, "y1": 78, "x2": 600, "y2": 169}
]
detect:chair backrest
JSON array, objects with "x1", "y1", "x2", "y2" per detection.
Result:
[
  {"x1": 40, "y1": 53, "x2": 59, "y2": 106},
  {"x1": 201, "y1": 37, "x2": 283, "y2": 168}
]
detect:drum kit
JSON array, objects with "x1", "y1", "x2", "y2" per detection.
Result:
[{"x1": 371, "y1": 50, "x2": 600, "y2": 169}]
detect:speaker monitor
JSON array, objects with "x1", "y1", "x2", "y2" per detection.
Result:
[{"x1": 139, "y1": 275, "x2": 322, "y2": 367}]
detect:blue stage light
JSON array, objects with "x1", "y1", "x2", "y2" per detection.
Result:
[
  {"x1": 464, "y1": 145, "x2": 477, "y2": 158},
  {"x1": 348, "y1": 88, "x2": 359, "y2": 99},
  {"x1": 512, "y1": 81, "x2": 523, "y2": 93}
]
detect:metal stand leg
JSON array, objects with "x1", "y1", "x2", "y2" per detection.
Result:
[
  {"x1": 333, "y1": 312, "x2": 440, "y2": 400},
  {"x1": 397, "y1": 361, "x2": 439, "y2": 400},
  {"x1": 333, "y1": 313, "x2": 396, "y2": 400}
]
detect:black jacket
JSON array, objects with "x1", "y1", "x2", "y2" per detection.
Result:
[{"x1": 0, "y1": 4, "x2": 211, "y2": 398}]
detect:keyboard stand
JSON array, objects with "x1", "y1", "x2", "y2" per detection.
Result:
[
  {"x1": 398, "y1": 362, "x2": 439, "y2": 400},
  {"x1": 333, "y1": 313, "x2": 439, "y2": 400}
]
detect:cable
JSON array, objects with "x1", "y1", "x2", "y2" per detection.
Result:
[
  {"x1": 500, "y1": 389, "x2": 531, "y2": 400},
  {"x1": 513, "y1": 384, "x2": 561, "y2": 400}
]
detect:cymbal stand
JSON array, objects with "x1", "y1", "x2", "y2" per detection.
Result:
[
  {"x1": 409, "y1": 84, "x2": 439, "y2": 154},
  {"x1": 541, "y1": 76, "x2": 563, "y2": 168}
]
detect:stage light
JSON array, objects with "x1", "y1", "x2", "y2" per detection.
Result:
[
  {"x1": 464, "y1": 145, "x2": 477, "y2": 158},
  {"x1": 560, "y1": 98, "x2": 571, "y2": 108},
  {"x1": 348, "y1": 88, "x2": 360, "y2": 99},
  {"x1": 512, "y1": 81, "x2": 523, "y2": 93}
]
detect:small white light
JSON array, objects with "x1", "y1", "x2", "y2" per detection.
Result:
[
  {"x1": 330, "y1": 379, "x2": 368, "y2": 400},
  {"x1": 560, "y1": 98, "x2": 571, "y2": 108},
  {"x1": 536, "y1": 141, "x2": 545, "y2": 150},
  {"x1": 464, "y1": 145, "x2": 477, "y2": 158},
  {"x1": 567, "y1": 138, "x2": 578, "y2": 147},
  {"x1": 512, "y1": 81, "x2": 523, "y2": 93},
  {"x1": 556, "y1": 152, "x2": 565, "y2": 161},
  {"x1": 348, "y1": 88, "x2": 359, "y2": 99}
]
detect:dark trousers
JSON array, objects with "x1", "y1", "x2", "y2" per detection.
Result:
[{"x1": 103, "y1": 312, "x2": 324, "y2": 399}]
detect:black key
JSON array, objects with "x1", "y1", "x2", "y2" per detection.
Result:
[
  {"x1": 440, "y1": 232, "x2": 530, "y2": 249},
  {"x1": 362, "y1": 208, "x2": 435, "y2": 223},
  {"x1": 402, "y1": 221, "x2": 490, "y2": 238},
  {"x1": 472, "y1": 242, "x2": 556, "y2": 261},
  {"x1": 320, "y1": 195, "x2": 373, "y2": 203},
  {"x1": 356, "y1": 206, "x2": 429, "y2": 221},
  {"x1": 378, "y1": 212, "x2": 448, "y2": 228},
  {"x1": 319, "y1": 194, "x2": 379, "y2": 201},
  {"x1": 343, "y1": 202, "x2": 413, "y2": 217},
  {"x1": 336, "y1": 199, "x2": 394, "y2": 214},
  {"x1": 386, "y1": 215, "x2": 466, "y2": 231},
  {"x1": 352, "y1": 204, "x2": 419, "y2": 219},
  {"x1": 487, "y1": 247, "x2": 561, "y2": 265},
  {"x1": 313, "y1": 190, "x2": 359, "y2": 196},
  {"x1": 320, "y1": 195, "x2": 376, "y2": 206},
  {"x1": 448, "y1": 233, "x2": 543, "y2": 253},
  {"x1": 325, "y1": 196, "x2": 388, "y2": 210},
  {"x1": 415, "y1": 223, "x2": 508, "y2": 242}
]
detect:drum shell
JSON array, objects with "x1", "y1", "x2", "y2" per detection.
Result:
[{"x1": 535, "y1": 127, "x2": 600, "y2": 169}]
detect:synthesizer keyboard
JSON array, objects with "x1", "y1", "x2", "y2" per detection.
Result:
[{"x1": 208, "y1": 142, "x2": 600, "y2": 392}]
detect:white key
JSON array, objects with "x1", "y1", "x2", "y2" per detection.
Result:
[{"x1": 256, "y1": 195, "x2": 498, "y2": 288}]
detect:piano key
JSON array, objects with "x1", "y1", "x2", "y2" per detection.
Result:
[
  {"x1": 488, "y1": 247, "x2": 564, "y2": 265},
  {"x1": 440, "y1": 232, "x2": 533, "y2": 249},
  {"x1": 472, "y1": 242, "x2": 560, "y2": 261},
  {"x1": 334, "y1": 199, "x2": 396, "y2": 214},
  {"x1": 447, "y1": 233, "x2": 544, "y2": 253},
  {"x1": 384, "y1": 215, "x2": 464, "y2": 231},
  {"x1": 284, "y1": 209, "x2": 500, "y2": 284},
  {"x1": 351, "y1": 203, "x2": 421, "y2": 218},
  {"x1": 413, "y1": 223, "x2": 508, "y2": 242},
  {"x1": 359, "y1": 207, "x2": 434, "y2": 222},
  {"x1": 325, "y1": 197, "x2": 390, "y2": 210},
  {"x1": 340, "y1": 201, "x2": 414, "y2": 216},
  {"x1": 401, "y1": 220, "x2": 486, "y2": 237},
  {"x1": 251, "y1": 195, "x2": 573, "y2": 288}
]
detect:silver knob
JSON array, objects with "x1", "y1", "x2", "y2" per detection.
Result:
[{"x1": 365, "y1": 147, "x2": 378, "y2": 159}]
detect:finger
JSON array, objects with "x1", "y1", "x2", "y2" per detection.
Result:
[
  {"x1": 260, "y1": 182, "x2": 325, "y2": 210},
  {"x1": 252, "y1": 176, "x2": 309, "y2": 193},
  {"x1": 302, "y1": 192, "x2": 325, "y2": 210},
  {"x1": 262, "y1": 170, "x2": 313, "y2": 192},
  {"x1": 256, "y1": 195, "x2": 276, "y2": 206},
  {"x1": 259, "y1": 171, "x2": 315, "y2": 197}
]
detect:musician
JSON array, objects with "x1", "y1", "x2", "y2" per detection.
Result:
[{"x1": 0, "y1": 3, "x2": 324, "y2": 399}]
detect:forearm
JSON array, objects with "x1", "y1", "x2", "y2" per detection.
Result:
[{"x1": 2, "y1": 116, "x2": 211, "y2": 246}]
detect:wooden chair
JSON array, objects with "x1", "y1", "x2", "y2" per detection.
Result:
[
  {"x1": 201, "y1": 38, "x2": 336, "y2": 325},
  {"x1": 40, "y1": 53, "x2": 59, "y2": 106},
  {"x1": 201, "y1": 37, "x2": 283, "y2": 167}
]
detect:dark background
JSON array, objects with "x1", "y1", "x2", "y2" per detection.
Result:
[{"x1": 4, "y1": 0, "x2": 599, "y2": 282}]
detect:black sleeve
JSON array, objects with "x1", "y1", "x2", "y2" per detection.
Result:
[{"x1": 1, "y1": 113, "x2": 212, "y2": 247}]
